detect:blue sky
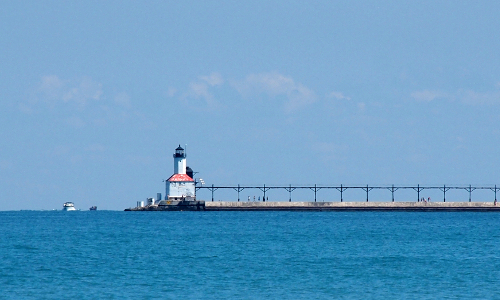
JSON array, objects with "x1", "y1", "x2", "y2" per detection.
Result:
[{"x1": 1, "y1": 1, "x2": 500, "y2": 210}]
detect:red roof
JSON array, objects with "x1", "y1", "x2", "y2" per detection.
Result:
[{"x1": 167, "y1": 174, "x2": 194, "y2": 182}]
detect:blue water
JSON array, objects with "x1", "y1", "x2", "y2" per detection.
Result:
[{"x1": 1, "y1": 211, "x2": 499, "y2": 299}]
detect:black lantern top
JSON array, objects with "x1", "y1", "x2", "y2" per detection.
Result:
[{"x1": 174, "y1": 145, "x2": 185, "y2": 158}]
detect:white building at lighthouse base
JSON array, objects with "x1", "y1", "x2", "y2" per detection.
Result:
[{"x1": 166, "y1": 173, "x2": 195, "y2": 200}]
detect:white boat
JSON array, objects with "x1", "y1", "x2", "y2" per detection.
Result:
[{"x1": 62, "y1": 202, "x2": 76, "y2": 211}]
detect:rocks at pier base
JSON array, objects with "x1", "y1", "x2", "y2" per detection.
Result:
[{"x1": 125, "y1": 200, "x2": 205, "y2": 211}]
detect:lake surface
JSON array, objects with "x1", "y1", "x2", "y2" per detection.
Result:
[{"x1": 1, "y1": 211, "x2": 499, "y2": 299}]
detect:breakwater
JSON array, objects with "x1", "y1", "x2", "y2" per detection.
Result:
[
  {"x1": 125, "y1": 201, "x2": 500, "y2": 211},
  {"x1": 205, "y1": 201, "x2": 500, "y2": 211}
]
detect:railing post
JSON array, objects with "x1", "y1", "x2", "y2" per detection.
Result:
[
  {"x1": 263, "y1": 184, "x2": 266, "y2": 202},
  {"x1": 314, "y1": 184, "x2": 317, "y2": 202},
  {"x1": 289, "y1": 184, "x2": 292, "y2": 202},
  {"x1": 341, "y1": 184, "x2": 343, "y2": 202},
  {"x1": 443, "y1": 185, "x2": 446, "y2": 202},
  {"x1": 469, "y1": 184, "x2": 472, "y2": 202},
  {"x1": 417, "y1": 184, "x2": 420, "y2": 202},
  {"x1": 391, "y1": 184, "x2": 394, "y2": 202},
  {"x1": 366, "y1": 184, "x2": 369, "y2": 202}
]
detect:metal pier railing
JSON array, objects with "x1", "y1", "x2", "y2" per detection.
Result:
[{"x1": 196, "y1": 184, "x2": 500, "y2": 203}]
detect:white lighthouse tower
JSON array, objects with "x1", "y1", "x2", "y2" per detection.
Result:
[
  {"x1": 165, "y1": 145, "x2": 195, "y2": 201},
  {"x1": 173, "y1": 145, "x2": 186, "y2": 174}
]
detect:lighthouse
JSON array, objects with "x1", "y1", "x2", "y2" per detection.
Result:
[{"x1": 165, "y1": 145, "x2": 195, "y2": 201}]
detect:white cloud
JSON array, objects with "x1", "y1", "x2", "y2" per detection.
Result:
[
  {"x1": 200, "y1": 72, "x2": 224, "y2": 86},
  {"x1": 61, "y1": 77, "x2": 102, "y2": 106},
  {"x1": 181, "y1": 73, "x2": 225, "y2": 110},
  {"x1": 39, "y1": 75, "x2": 65, "y2": 100},
  {"x1": 458, "y1": 90, "x2": 500, "y2": 105},
  {"x1": 22, "y1": 75, "x2": 139, "y2": 128},
  {"x1": 178, "y1": 72, "x2": 316, "y2": 113},
  {"x1": 166, "y1": 87, "x2": 177, "y2": 97},
  {"x1": 411, "y1": 88, "x2": 500, "y2": 105},
  {"x1": 327, "y1": 91, "x2": 351, "y2": 101},
  {"x1": 114, "y1": 92, "x2": 131, "y2": 108},
  {"x1": 189, "y1": 82, "x2": 212, "y2": 99},
  {"x1": 233, "y1": 72, "x2": 316, "y2": 113},
  {"x1": 30, "y1": 75, "x2": 103, "y2": 109},
  {"x1": 411, "y1": 90, "x2": 447, "y2": 102}
]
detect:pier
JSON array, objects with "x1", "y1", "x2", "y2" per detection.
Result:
[
  {"x1": 126, "y1": 184, "x2": 500, "y2": 211},
  {"x1": 204, "y1": 201, "x2": 500, "y2": 211},
  {"x1": 125, "y1": 200, "x2": 500, "y2": 211}
]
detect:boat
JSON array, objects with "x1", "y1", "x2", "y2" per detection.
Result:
[
  {"x1": 89, "y1": 206, "x2": 97, "y2": 211},
  {"x1": 62, "y1": 202, "x2": 76, "y2": 211}
]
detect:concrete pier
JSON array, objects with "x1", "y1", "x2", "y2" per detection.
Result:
[
  {"x1": 204, "y1": 201, "x2": 500, "y2": 211},
  {"x1": 125, "y1": 201, "x2": 500, "y2": 211}
]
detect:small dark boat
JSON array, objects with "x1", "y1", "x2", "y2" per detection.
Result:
[{"x1": 89, "y1": 206, "x2": 97, "y2": 211}]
